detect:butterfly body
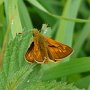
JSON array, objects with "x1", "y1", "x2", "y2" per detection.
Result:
[{"x1": 25, "y1": 29, "x2": 73, "y2": 64}]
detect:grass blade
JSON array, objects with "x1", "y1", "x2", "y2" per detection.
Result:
[{"x1": 42, "y1": 57, "x2": 90, "y2": 80}]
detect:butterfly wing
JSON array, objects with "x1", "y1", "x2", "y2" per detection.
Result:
[
  {"x1": 25, "y1": 31, "x2": 49, "y2": 63},
  {"x1": 25, "y1": 41, "x2": 45, "y2": 63},
  {"x1": 25, "y1": 42, "x2": 35, "y2": 63},
  {"x1": 45, "y1": 37, "x2": 73, "y2": 61}
]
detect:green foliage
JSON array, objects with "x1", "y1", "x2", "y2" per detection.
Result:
[
  {"x1": 25, "y1": 81, "x2": 85, "y2": 90},
  {"x1": 42, "y1": 57, "x2": 90, "y2": 80},
  {"x1": 0, "y1": 0, "x2": 90, "y2": 90}
]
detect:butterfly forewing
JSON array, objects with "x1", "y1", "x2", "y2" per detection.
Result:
[{"x1": 45, "y1": 37, "x2": 73, "y2": 61}]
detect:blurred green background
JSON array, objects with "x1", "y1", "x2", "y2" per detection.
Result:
[{"x1": 0, "y1": 0, "x2": 90, "y2": 90}]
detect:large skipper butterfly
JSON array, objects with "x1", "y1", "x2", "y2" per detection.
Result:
[{"x1": 25, "y1": 29, "x2": 73, "y2": 63}]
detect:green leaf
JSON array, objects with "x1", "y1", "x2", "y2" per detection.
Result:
[
  {"x1": 18, "y1": 0, "x2": 33, "y2": 30},
  {"x1": 0, "y1": 4, "x2": 5, "y2": 48},
  {"x1": 2, "y1": 30, "x2": 32, "y2": 77},
  {"x1": 27, "y1": 0, "x2": 49, "y2": 14},
  {"x1": 16, "y1": 64, "x2": 41, "y2": 90},
  {"x1": 0, "y1": 71, "x2": 7, "y2": 90},
  {"x1": 0, "y1": 0, "x2": 3, "y2": 5},
  {"x1": 72, "y1": 19, "x2": 90, "y2": 58},
  {"x1": 55, "y1": 0, "x2": 82, "y2": 45},
  {"x1": 2, "y1": 29, "x2": 33, "y2": 89},
  {"x1": 24, "y1": 81, "x2": 85, "y2": 90},
  {"x1": 7, "y1": 64, "x2": 35, "y2": 90},
  {"x1": 27, "y1": 0, "x2": 90, "y2": 23},
  {"x1": 75, "y1": 76, "x2": 90, "y2": 89},
  {"x1": 42, "y1": 57, "x2": 90, "y2": 81},
  {"x1": 4, "y1": 0, "x2": 23, "y2": 39}
]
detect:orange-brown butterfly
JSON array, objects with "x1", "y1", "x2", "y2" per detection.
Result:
[{"x1": 25, "y1": 29, "x2": 73, "y2": 64}]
